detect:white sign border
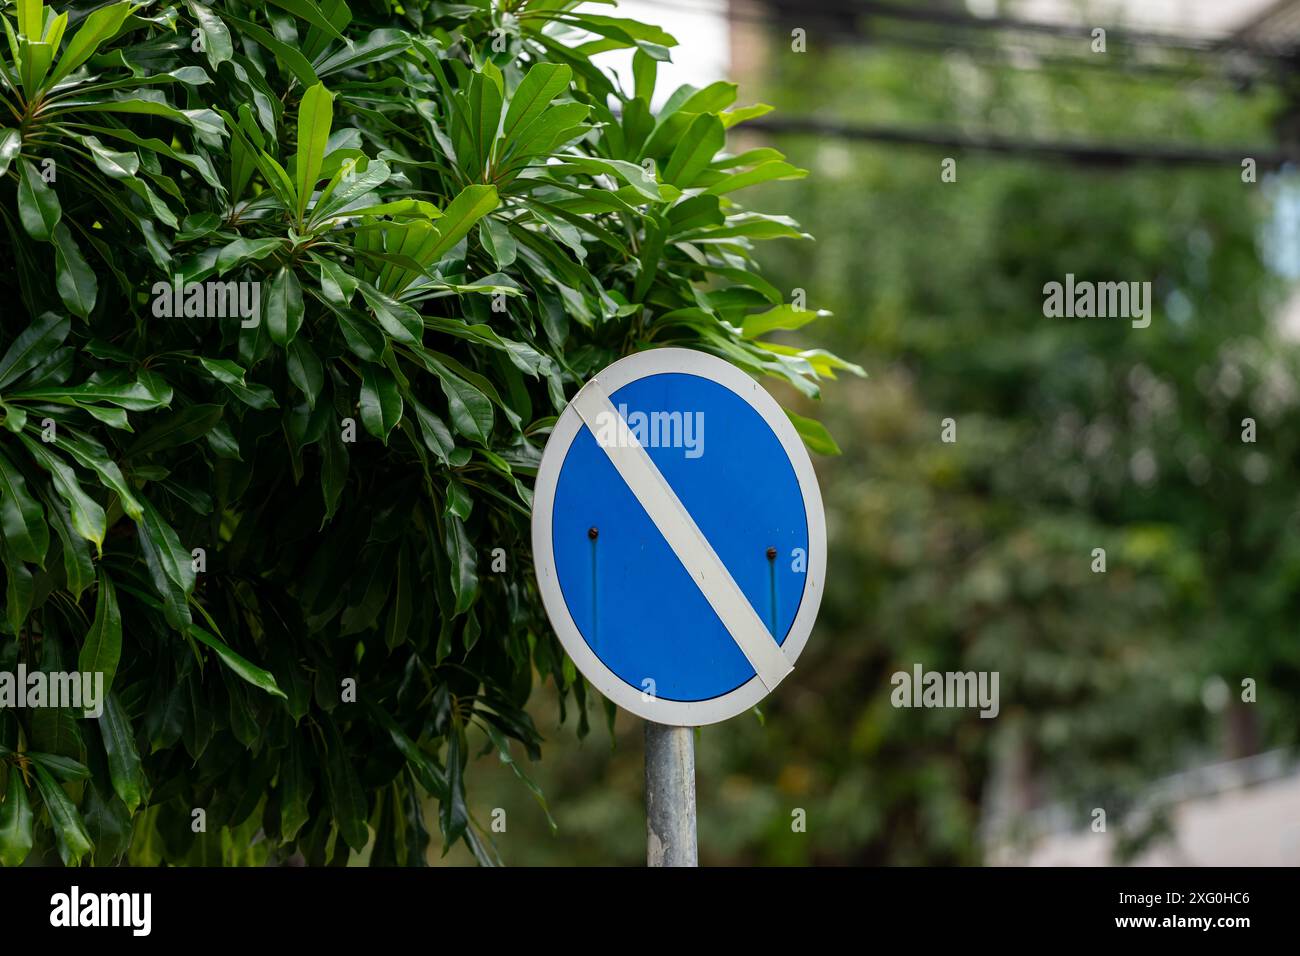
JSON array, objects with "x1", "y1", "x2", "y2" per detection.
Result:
[{"x1": 531, "y1": 347, "x2": 827, "y2": 726}]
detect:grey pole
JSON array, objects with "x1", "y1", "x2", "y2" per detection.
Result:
[{"x1": 644, "y1": 722, "x2": 698, "y2": 866}]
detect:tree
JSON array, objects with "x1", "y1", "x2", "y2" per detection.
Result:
[{"x1": 0, "y1": 0, "x2": 849, "y2": 866}]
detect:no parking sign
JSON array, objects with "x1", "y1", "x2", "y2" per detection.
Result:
[{"x1": 532, "y1": 348, "x2": 826, "y2": 726}]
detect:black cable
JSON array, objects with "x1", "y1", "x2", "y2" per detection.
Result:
[
  {"x1": 643, "y1": 0, "x2": 1296, "y2": 67},
  {"x1": 848, "y1": 28, "x2": 1265, "y2": 86},
  {"x1": 745, "y1": 115, "x2": 1293, "y2": 170},
  {"x1": 631, "y1": 2, "x2": 1293, "y2": 169},
  {"x1": 812, "y1": 0, "x2": 1292, "y2": 59}
]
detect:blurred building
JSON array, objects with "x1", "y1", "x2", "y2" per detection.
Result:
[{"x1": 986, "y1": 750, "x2": 1300, "y2": 866}]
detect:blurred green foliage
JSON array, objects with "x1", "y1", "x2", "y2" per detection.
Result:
[{"x1": 453, "y1": 27, "x2": 1300, "y2": 866}]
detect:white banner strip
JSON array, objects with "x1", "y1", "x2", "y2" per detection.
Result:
[{"x1": 572, "y1": 380, "x2": 793, "y2": 691}]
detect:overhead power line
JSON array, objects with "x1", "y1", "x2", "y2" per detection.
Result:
[
  {"x1": 761, "y1": 0, "x2": 1297, "y2": 60},
  {"x1": 644, "y1": 0, "x2": 1296, "y2": 77},
  {"x1": 631, "y1": 2, "x2": 1297, "y2": 169},
  {"x1": 745, "y1": 115, "x2": 1294, "y2": 170}
]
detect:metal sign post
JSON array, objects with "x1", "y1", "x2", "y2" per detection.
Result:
[
  {"x1": 645, "y1": 722, "x2": 698, "y2": 867},
  {"x1": 531, "y1": 348, "x2": 827, "y2": 865}
]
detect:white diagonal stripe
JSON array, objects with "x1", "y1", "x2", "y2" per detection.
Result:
[{"x1": 572, "y1": 379, "x2": 793, "y2": 691}]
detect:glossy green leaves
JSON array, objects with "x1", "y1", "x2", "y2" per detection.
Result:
[{"x1": 0, "y1": 0, "x2": 854, "y2": 869}]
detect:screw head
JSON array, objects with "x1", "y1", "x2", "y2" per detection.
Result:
[
  {"x1": 588, "y1": 527, "x2": 599, "y2": 540},
  {"x1": 766, "y1": 546, "x2": 777, "y2": 560}
]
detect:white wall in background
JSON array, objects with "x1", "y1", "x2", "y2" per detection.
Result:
[
  {"x1": 992, "y1": 770, "x2": 1300, "y2": 866},
  {"x1": 580, "y1": 0, "x2": 730, "y2": 105},
  {"x1": 1003, "y1": 0, "x2": 1280, "y2": 36}
]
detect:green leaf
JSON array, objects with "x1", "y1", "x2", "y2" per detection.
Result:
[
  {"x1": 15, "y1": 0, "x2": 40, "y2": 40},
  {"x1": 51, "y1": 224, "x2": 97, "y2": 318},
  {"x1": 222, "y1": 14, "x2": 317, "y2": 86},
  {"x1": 287, "y1": 338, "x2": 323, "y2": 407},
  {"x1": 741, "y1": 304, "x2": 831, "y2": 339},
  {"x1": 700, "y1": 265, "x2": 782, "y2": 305},
  {"x1": 26, "y1": 752, "x2": 91, "y2": 782},
  {"x1": 322, "y1": 715, "x2": 368, "y2": 852},
  {"x1": 785, "y1": 408, "x2": 842, "y2": 456},
  {"x1": 294, "y1": 82, "x2": 334, "y2": 223},
  {"x1": 308, "y1": 157, "x2": 394, "y2": 226},
  {"x1": 278, "y1": 734, "x2": 312, "y2": 842},
  {"x1": 47, "y1": 1, "x2": 134, "y2": 87},
  {"x1": 672, "y1": 81, "x2": 739, "y2": 116},
  {"x1": 378, "y1": 186, "x2": 497, "y2": 293},
  {"x1": 32, "y1": 764, "x2": 93, "y2": 866},
  {"x1": 65, "y1": 98, "x2": 223, "y2": 141},
  {"x1": 358, "y1": 283, "x2": 421, "y2": 344},
  {"x1": 720, "y1": 102, "x2": 774, "y2": 128},
  {"x1": 478, "y1": 217, "x2": 516, "y2": 269},
  {"x1": 444, "y1": 478, "x2": 472, "y2": 521},
  {"x1": 266, "y1": 0, "x2": 349, "y2": 42},
  {"x1": 0, "y1": 128, "x2": 21, "y2": 177},
  {"x1": 439, "y1": 720, "x2": 468, "y2": 848},
  {"x1": 17, "y1": 159, "x2": 60, "y2": 241},
  {"x1": 51, "y1": 431, "x2": 142, "y2": 521},
  {"x1": 481, "y1": 722, "x2": 556, "y2": 832},
  {"x1": 419, "y1": 184, "x2": 498, "y2": 272},
  {"x1": 315, "y1": 28, "x2": 409, "y2": 77},
  {"x1": 189, "y1": 624, "x2": 287, "y2": 699},
  {"x1": 662, "y1": 113, "x2": 725, "y2": 188},
  {"x1": 555, "y1": 156, "x2": 663, "y2": 200},
  {"x1": 0, "y1": 769, "x2": 34, "y2": 867},
  {"x1": 0, "y1": 447, "x2": 49, "y2": 565},
  {"x1": 503, "y1": 63, "x2": 572, "y2": 144},
  {"x1": 554, "y1": 12, "x2": 676, "y2": 58},
  {"x1": 15, "y1": 377, "x2": 172, "y2": 411},
  {"x1": 18, "y1": 437, "x2": 105, "y2": 553},
  {"x1": 1, "y1": 406, "x2": 26, "y2": 433},
  {"x1": 410, "y1": 398, "x2": 455, "y2": 466},
  {"x1": 503, "y1": 102, "x2": 590, "y2": 165},
  {"x1": 21, "y1": 41, "x2": 55, "y2": 96},
  {"x1": 359, "y1": 364, "x2": 402, "y2": 443},
  {"x1": 0, "y1": 312, "x2": 70, "y2": 389},
  {"x1": 82, "y1": 781, "x2": 131, "y2": 866},
  {"x1": 267, "y1": 266, "x2": 305, "y2": 346},
  {"x1": 4, "y1": 555, "x2": 33, "y2": 636},
  {"x1": 80, "y1": 405, "x2": 130, "y2": 431},
  {"x1": 79, "y1": 568, "x2": 122, "y2": 694},
  {"x1": 99, "y1": 693, "x2": 145, "y2": 813},
  {"x1": 186, "y1": 1, "x2": 233, "y2": 69},
  {"x1": 196, "y1": 358, "x2": 246, "y2": 387},
  {"x1": 47, "y1": 495, "x2": 93, "y2": 600},
  {"x1": 383, "y1": 545, "x2": 413, "y2": 648},
  {"x1": 205, "y1": 420, "x2": 241, "y2": 461},
  {"x1": 444, "y1": 514, "x2": 478, "y2": 615},
  {"x1": 75, "y1": 134, "x2": 140, "y2": 179},
  {"x1": 126, "y1": 404, "x2": 224, "y2": 458},
  {"x1": 216, "y1": 237, "x2": 283, "y2": 275},
  {"x1": 366, "y1": 702, "x2": 446, "y2": 797},
  {"x1": 704, "y1": 159, "x2": 806, "y2": 195},
  {"x1": 312, "y1": 254, "x2": 359, "y2": 305},
  {"x1": 136, "y1": 497, "x2": 195, "y2": 629},
  {"x1": 468, "y1": 69, "x2": 503, "y2": 173},
  {"x1": 437, "y1": 371, "x2": 493, "y2": 444},
  {"x1": 632, "y1": 49, "x2": 657, "y2": 100},
  {"x1": 320, "y1": 417, "x2": 348, "y2": 523}
]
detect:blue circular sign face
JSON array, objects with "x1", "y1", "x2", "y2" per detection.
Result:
[{"x1": 532, "y1": 349, "x2": 826, "y2": 726}]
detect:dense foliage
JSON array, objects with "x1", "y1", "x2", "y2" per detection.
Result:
[{"x1": 0, "y1": 0, "x2": 850, "y2": 865}]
